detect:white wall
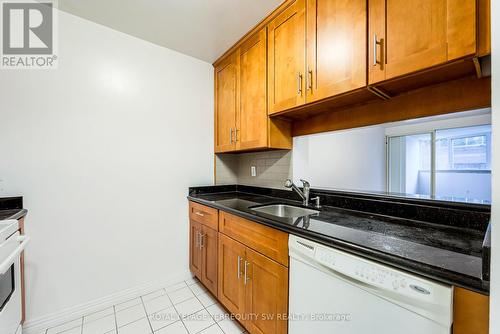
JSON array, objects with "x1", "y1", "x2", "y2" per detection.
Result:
[
  {"x1": 490, "y1": 0, "x2": 499, "y2": 331},
  {"x1": 293, "y1": 126, "x2": 386, "y2": 192},
  {"x1": 0, "y1": 11, "x2": 214, "y2": 322}
]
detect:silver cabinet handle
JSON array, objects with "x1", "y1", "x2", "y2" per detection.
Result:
[
  {"x1": 307, "y1": 68, "x2": 313, "y2": 90},
  {"x1": 237, "y1": 256, "x2": 242, "y2": 279},
  {"x1": 297, "y1": 73, "x2": 303, "y2": 95},
  {"x1": 194, "y1": 211, "x2": 204, "y2": 217},
  {"x1": 199, "y1": 233, "x2": 205, "y2": 248},
  {"x1": 195, "y1": 231, "x2": 200, "y2": 248},
  {"x1": 229, "y1": 128, "x2": 233, "y2": 144},
  {"x1": 234, "y1": 129, "x2": 238, "y2": 142},
  {"x1": 373, "y1": 34, "x2": 382, "y2": 66},
  {"x1": 244, "y1": 261, "x2": 250, "y2": 285}
]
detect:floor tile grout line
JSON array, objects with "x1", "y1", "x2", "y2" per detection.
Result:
[
  {"x1": 113, "y1": 305, "x2": 119, "y2": 334},
  {"x1": 199, "y1": 322, "x2": 222, "y2": 334},
  {"x1": 199, "y1": 294, "x2": 245, "y2": 334},
  {"x1": 140, "y1": 294, "x2": 155, "y2": 334},
  {"x1": 189, "y1": 284, "x2": 224, "y2": 334},
  {"x1": 114, "y1": 281, "x2": 188, "y2": 314},
  {"x1": 144, "y1": 299, "x2": 193, "y2": 333},
  {"x1": 186, "y1": 281, "x2": 207, "y2": 298},
  {"x1": 165, "y1": 290, "x2": 190, "y2": 334},
  {"x1": 165, "y1": 282, "x2": 189, "y2": 294}
]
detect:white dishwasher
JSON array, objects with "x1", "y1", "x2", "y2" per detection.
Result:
[{"x1": 288, "y1": 235, "x2": 453, "y2": 334}]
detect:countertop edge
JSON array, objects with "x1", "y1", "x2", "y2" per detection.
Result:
[
  {"x1": 11, "y1": 209, "x2": 28, "y2": 220},
  {"x1": 0, "y1": 209, "x2": 28, "y2": 221},
  {"x1": 188, "y1": 195, "x2": 489, "y2": 295}
]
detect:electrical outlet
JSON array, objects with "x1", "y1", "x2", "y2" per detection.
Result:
[{"x1": 251, "y1": 166, "x2": 257, "y2": 177}]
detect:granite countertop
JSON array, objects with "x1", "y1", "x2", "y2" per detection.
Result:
[{"x1": 188, "y1": 185, "x2": 491, "y2": 294}]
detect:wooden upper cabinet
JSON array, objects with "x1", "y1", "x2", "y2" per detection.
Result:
[
  {"x1": 306, "y1": 0, "x2": 366, "y2": 102},
  {"x1": 237, "y1": 28, "x2": 268, "y2": 150},
  {"x1": 268, "y1": 0, "x2": 306, "y2": 115},
  {"x1": 369, "y1": 0, "x2": 477, "y2": 84},
  {"x1": 214, "y1": 29, "x2": 292, "y2": 153},
  {"x1": 215, "y1": 53, "x2": 238, "y2": 153}
]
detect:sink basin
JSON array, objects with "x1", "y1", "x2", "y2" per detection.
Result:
[{"x1": 250, "y1": 204, "x2": 319, "y2": 218}]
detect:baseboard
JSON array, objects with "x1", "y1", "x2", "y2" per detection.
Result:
[{"x1": 23, "y1": 270, "x2": 193, "y2": 334}]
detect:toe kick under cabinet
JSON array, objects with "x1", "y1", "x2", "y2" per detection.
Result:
[{"x1": 189, "y1": 201, "x2": 289, "y2": 334}]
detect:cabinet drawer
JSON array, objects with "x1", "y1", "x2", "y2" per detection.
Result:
[
  {"x1": 189, "y1": 201, "x2": 218, "y2": 230},
  {"x1": 219, "y1": 211, "x2": 289, "y2": 267}
]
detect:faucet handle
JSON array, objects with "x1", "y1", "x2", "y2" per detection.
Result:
[
  {"x1": 310, "y1": 196, "x2": 321, "y2": 208},
  {"x1": 299, "y1": 179, "x2": 310, "y2": 188}
]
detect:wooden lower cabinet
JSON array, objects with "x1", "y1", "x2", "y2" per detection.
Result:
[
  {"x1": 189, "y1": 219, "x2": 218, "y2": 296},
  {"x1": 453, "y1": 287, "x2": 489, "y2": 334},
  {"x1": 189, "y1": 220, "x2": 203, "y2": 278},
  {"x1": 244, "y1": 248, "x2": 288, "y2": 334},
  {"x1": 218, "y1": 233, "x2": 247, "y2": 317},
  {"x1": 200, "y1": 225, "x2": 218, "y2": 296},
  {"x1": 218, "y1": 233, "x2": 288, "y2": 334}
]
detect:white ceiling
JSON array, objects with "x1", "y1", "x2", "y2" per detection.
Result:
[{"x1": 58, "y1": 0, "x2": 283, "y2": 63}]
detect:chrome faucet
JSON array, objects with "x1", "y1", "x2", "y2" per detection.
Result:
[{"x1": 284, "y1": 179, "x2": 311, "y2": 206}]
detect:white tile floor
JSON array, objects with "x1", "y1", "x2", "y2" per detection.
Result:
[{"x1": 42, "y1": 278, "x2": 247, "y2": 334}]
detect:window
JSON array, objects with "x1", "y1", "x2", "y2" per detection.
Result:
[
  {"x1": 387, "y1": 125, "x2": 491, "y2": 202},
  {"x1": 450, "y1": 135, "x2": 488, "y2": 169}
]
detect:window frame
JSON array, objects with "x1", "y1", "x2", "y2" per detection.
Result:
[{"x1": 385, "y1": 111, "x2": 491, "y2": 197}]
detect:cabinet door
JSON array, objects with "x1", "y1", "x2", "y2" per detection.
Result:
[
  {"x1": 215, "y1": 53, "x2": 238, "y2": 152},
  {"x1": 306, "y1": 0, "x2": 366, "y2": 102},
  {"x1": 370, "y1": 0, "x2": 477, "y2": 82},
  {"x1": 237, "y1": 28, "x2": 268, "y2": 150},
  {"x1": 453, "y1": 287, "x2": 489, "y2": 334},
  {"x1": 244, "y1": 248, "x2": 288, "y2": 334},
  {"x1": 201, "y1": 226, "x2": 218, "y2": 296},
  {"x1": 189, "y1": 221, "x2": 202, "y2": 279},
  {"x1": 368, "y1": 0, "x2": 386, "y2": 84},
  {"x1": 268, "y1": 0, "x2": 306, "y2": 115},
  {"x1": 218, "y1": 234, "x2": 246, "y2": 317}
]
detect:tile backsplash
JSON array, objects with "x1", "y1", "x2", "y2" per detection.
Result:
[{"x1": 215, "y1": 150, "x2": 292, "y2": 189}]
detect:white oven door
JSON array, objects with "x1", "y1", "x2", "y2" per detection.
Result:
[{"x1": 0, "y1": 232, "x2": 30, "y2": 334}]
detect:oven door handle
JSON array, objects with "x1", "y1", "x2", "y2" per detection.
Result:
[{"x1": 0, "y1": 235, "x2": 31, "y2": 275}]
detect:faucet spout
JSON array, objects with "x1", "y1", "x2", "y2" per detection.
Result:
[{"x1": 284, "y1": 178, "x2": 310, "y2": 206}]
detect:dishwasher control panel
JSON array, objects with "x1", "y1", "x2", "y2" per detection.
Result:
[{"x1": 314, "y1": 244, "x2": 435, "y2": 301}]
